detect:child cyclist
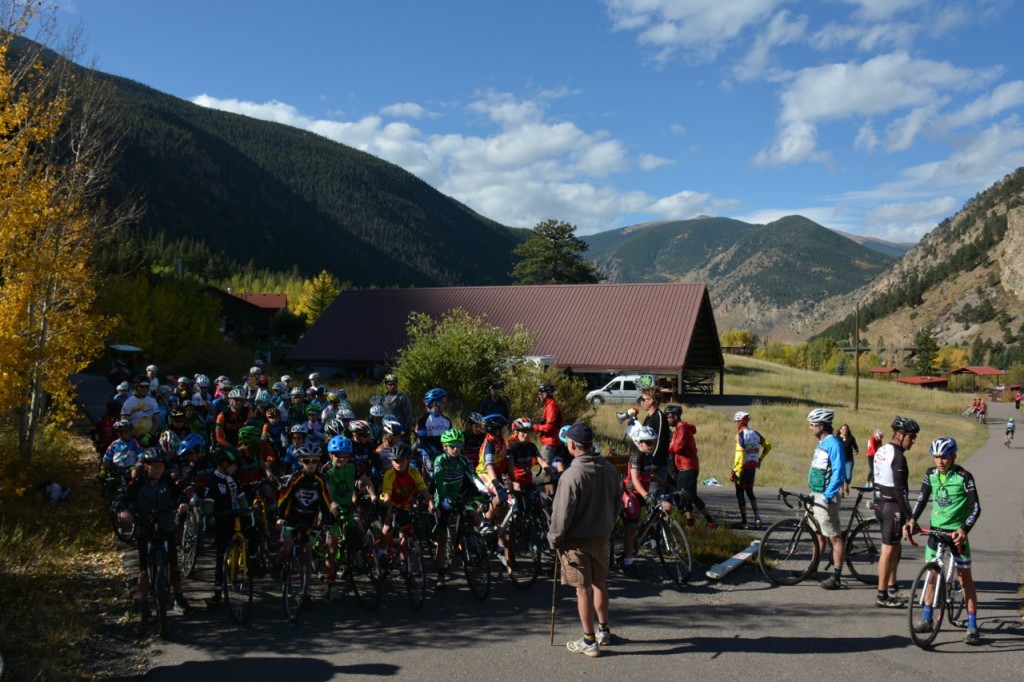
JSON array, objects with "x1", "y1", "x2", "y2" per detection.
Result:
[
  {"x1": 431, "y1": 428, "x2": 489, "y2": 590},
  {"x1": 621, "y1": 425, "x2": 672, "y2": 572},
  {"x1": 277, "y1": 443, "x2": 339, "y2": 605},
  {"x1": 203, "y1": 447, "x2": 253, "y2": 610},
  {"x1": 904, "y1": 437, "x2": 983, "y2": 645},
  {"x1": 475, "y1": 414, "x2": 511, "y2": 545},
  {"x1": 378, "y1": 443, "x2": 434, "y2": 563},
  {"x1": 115, "y1": 448, "x2": 193, "y2": 622},
  {"x1": 323, "y1": 435, "x2": 358, "y2": 600}
]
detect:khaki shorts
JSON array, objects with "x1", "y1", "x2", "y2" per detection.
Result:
[
  {"x1": 812, "y1": 493, "x2": 841, "y2": 537},
  {"x1": 558, "y1": 535, "x2": 609, "y2": 588}
]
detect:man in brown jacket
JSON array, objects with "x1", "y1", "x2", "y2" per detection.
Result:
[{"x1": 547, "y1": 423, "x2": 622, "y2": 658}]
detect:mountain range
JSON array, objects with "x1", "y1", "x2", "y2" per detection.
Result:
[{"x1": 37, "y1": 41, "x2": 1024, "y2": 350}]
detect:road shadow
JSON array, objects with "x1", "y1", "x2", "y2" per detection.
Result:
[{"x1": 107, "y1": 657, "x2": 400, "y2": 681}]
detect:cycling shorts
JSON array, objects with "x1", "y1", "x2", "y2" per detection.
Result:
[{"x1": 874, "y1": 502, "x2": 903, "y2": 546}]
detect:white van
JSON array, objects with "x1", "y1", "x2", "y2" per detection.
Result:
[{"x1": 585, "y1": 375, "x2": 644, "y2": 406}]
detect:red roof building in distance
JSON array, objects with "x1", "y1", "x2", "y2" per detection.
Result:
[
  {"x1": 231, "y1": 293, "x2": 288, "y2": 313},
  {"x1": 897, "y1": 375, "x2": 949, "y2": 389},
  {"x1": 287, "y1": 283, "x2": 725, "y2": 394},
  {"x1": 868, "y1": 367, "x2": 901, "y2": 375},
  {"x1": 946, "y1": 366, "x2": 1008, "y2": 377}
]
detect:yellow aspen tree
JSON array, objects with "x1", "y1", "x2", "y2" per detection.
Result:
[
  {"x1": 0, "y1": 2, "x2": 134, "y2": 458},
  {"x1": 297, "y1": 269, "x2": 344, "y2": 325}
]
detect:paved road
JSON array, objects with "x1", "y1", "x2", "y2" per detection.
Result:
[{"x1": 75, "y1": 377, "x2": 1023, "y2": 681}]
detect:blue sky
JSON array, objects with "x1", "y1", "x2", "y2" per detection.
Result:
[{"x1": 57, "y1": 0, "x2": 1024, "y2": 242}]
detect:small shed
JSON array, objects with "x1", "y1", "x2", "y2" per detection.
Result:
[
  {"x1": 868, "y1": 367, "x2": 901, "y2": 380},
  {"x1": 897, "y1": 375, "x2": 949, "y2": 390},
  {"x1": 947, "y1": 365, "x2": 1007, "y2": 392}
]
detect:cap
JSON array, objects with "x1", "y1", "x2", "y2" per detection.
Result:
[{"x1": 564, "y1": 423, "x2": 593, "y2": 445}]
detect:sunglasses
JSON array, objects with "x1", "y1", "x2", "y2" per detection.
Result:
[{"x1": 299, "y1": 457, "x2": 319, "y2": 465}]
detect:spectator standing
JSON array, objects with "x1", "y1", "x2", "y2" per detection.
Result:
[
  {"x1": 547, "y1": 423, "x2": 622, "y2": 658},
  {"x1": 477, "y1": 380, "x2": 510, "y2": 421},
  {"x1": 534, "y1": 382, "x2": 563, "y2": 472},
  {"x1": 837, "y1": 424, "x2": 859, "y2": 497},
  {"x1": 864, "y1": 428, "x2": 883, "y2": 485},
  {"x1": 1015, "y1": 390, "x2": 1022, "y2": 410},
  {"x1": 806, "y1": 408, "x2": 846, "y2": 590},
  {"x1": 381, "y1": 373, "x2": 413, "y2": 433},
  {"x1": 665, "y1": 405, "x2": 716, "y2": 531},
  {"x1": 640, "y1": 388, "x2": 671, "y2": 482}
]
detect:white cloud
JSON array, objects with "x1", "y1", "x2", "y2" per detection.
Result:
[
  {"x1": 731, "y1": 206, "x2": 854, "y2": 231},
  {"x1": 809, "y1": 20, "x2": 917, "y2": 52},
  {"x1": 755, "y1": 52, "x2": 993, "y2": 166},
  {"x1": 191, "y1": 91, "x2": 737, "y2": 234},
  {"x1": 379, "y1": 102, "x2": 434, "y2": 119},
  {"x1": 841, "y1": 0, "x2": 924, "y2": 21},
  {"x1": 854, "y1": 121, "x2": 879, "y2": 151},
  {"x1": 885, "y1": 105, "x2": 940, "y2": 151},
  {"x1": 733, "y1": 9, "x2": 807, "y2": 81},
  {"x1": 944, "y1": 81, "x2": 1024, "y2": 129},
  {"x1": 603, "y1": 0, "x2": 786, "y2": 59},
  {"x1": 861, "y1": 196, "x2": 958, "y2": 241}
]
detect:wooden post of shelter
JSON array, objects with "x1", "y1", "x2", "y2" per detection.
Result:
[{"x1": 854, "y1": 303, "x2": 860, "y2": 412}]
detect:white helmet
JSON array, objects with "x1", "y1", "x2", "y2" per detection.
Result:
[
  {"x1": 117, "y1": 381, "x2": 130, "y2": 392},
  {"x1": 733, "y1": 411, "x2": 750, "y2": 423},
  {"x1": 195, "y1": 374, "x2": 210, "y2": 389},
  {"x1": 807, "y1": 408, "x2": 834, "y2": 425},
  {"x1": 281, "y1": 375, "x2": 293, "y2": 383},
  {"x1": 146, "y1": 364, "x2": 158, "y2": 373},
  {"x1": 309, "y1": 372, "x2": 320, "y2": 381},
  {"x1": 369, "y1": 404, "x2": 385, "y2": 418},
  {"x1": 629, "y1": 425, "x2": 658, "y2": 444},
  {"x1": 249, "y1": 366, "x2": 262, "y2": 375}
]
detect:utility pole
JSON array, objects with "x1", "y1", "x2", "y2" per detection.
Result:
[{"x1": 855, "y1": 303, "x2": 860, "y2": 411}]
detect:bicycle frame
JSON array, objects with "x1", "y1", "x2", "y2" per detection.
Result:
[{"x1": 908, "y1": 529, "x2": 966, "y2": 648}]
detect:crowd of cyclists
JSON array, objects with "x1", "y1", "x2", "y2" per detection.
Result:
[{"x1": 94, "y1": 365, "x2": 603, "y2": 623}]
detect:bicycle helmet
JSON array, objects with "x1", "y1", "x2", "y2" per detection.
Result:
[
  {"x1": 440, "y1": 428, "x2": 465, "y2": 446},
  {"x1": 280, "y1": 374, "x2": 293, "y2": 383},
  {"x1": 290, "y1": 387, "x2": 304, "y2": 397},
  {"x1": 538, "y1": 382, "x2": 555, "y2": 394},
  {"x1": 383, "y1": 373, "x2": 397, "y2": 384},
  {"x1": 271, "y1": 381, "x2": 286, "y2": 393},
  {"x1": 214, "y1": 446, "x2": 239, "y2": 466},
  {"x1": 734, "y1": 411, "x2": 751, "y2": 423},
  {"x1": 929, "y1": 437, "x2": 957, "y2": 457},
  {"x1": 339, "y1": 406, "x2": 356, "y2": 420},
  {"x1": 177, "y1": 376, "x2": 191, "y2": 385},
  {"x1": 297, "y1": 443, "x2": 322, "y2": 460},
  {"x1": 309, "y1": 372, "x2": 321, "y2": 381},
  {"x1": 890, "y1": 415, "x2": 920, "y2": 434},
  {"x1": 158, "y1": 431, "x2": 181, "y2": 457},
  {"x1": 113, "y1": 419, "x2": 132, "y2": 431},
  {"x1": 178, "y1": 433, "x2": 205, "y2": 456},
  {"x1": 139, "y1": 447, "x2": 167, "y2": 464},
  {"x1": 156, "y1": 385, "x2": 172, "y2": 398},
  {"x1": 664, "y1": 405, "x2": 682, "y2": 416},
  {"x1": 383, "y1": 419, "x2": 405, "y2": 436},
  {"x1": 389, "y1": 442, "x2": 411, "y2": 461},
  {"x1": 482, "y1": 413, "x2": 508, "y2": 431},
  {"x1": 116, "y1": 381, "x2": 131, "y2": 392},
  {"x1": 227, "y1": 388, "x2": 245, "y2": 400},
  {"x1": 253, "y1": 389, "x2": 270, "y2": 407},
  {"x1": 195, "y1": 374, "x2": 211, "y2": 389},
  {"x1": 327, "y1": 435, "x2": 353, "y2": 455},
  {"x1": 237, "y1": 425, "x2": 261, "y2": 446},
  {"x1": 369, "y1": 404, "x2": 385, "y2": 418},
  {"x1": 1010, "y1": 417, "x2": 1016, "y2": 423},
  {"x1": 468, "y1": 411, "x2": 485, "y2": 425},
  {"x1": 489, "y1": 379, "x2": 504, "y2": 390},
  {"x1": 219, "y1": 378, "x2": 234, "y2": 391},
  {"x1": 807, "y1": 408, "x2": 834, "y2": 425},
  {"x1": 323, "y1": 418, "x2": 345, "y2": 437},
  {"x1": 635, "y1": 374, "x2": 656, "y2": 389},
  {"x1": 423, "y1": 388, "x2": 447, "y2": 406},
  {"x1": 558, "y1": 424, "x2": 572, "y2": 444},
  {"x1": 335, "y1": 388, "x2": 347, "y2": 400},
  {"x1": 304, "y1": 404, "x2": 322, "y2": 416},
  {"x1": 249, "y1": 366, "x2": 262, "y2": 375},
  {"x1": 169, "y1": 407, "x2": 186, "y2": 419},
  {"x1": 326, "y1": 391, "x2": 340, "y2": 403},
  {"x1": 630, "y1": 425, "x2": 658, "y2": 444},
  {"x1": 349, "y1": 420, "x2": 371, "y2": 435},
  {"x1": 290, "y1": 423, "x2": 309, "y2": 435},
  {"x1": 511, "y1": 417, "x2": 534, "y2": 432},
  {"x1": 146, "y1": 364, "x2": 158, "y2": 373}
]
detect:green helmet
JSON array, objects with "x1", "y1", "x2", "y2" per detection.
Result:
[
  {"x1": 440, "y1": 427, "x2": 464, "y2": 446},
  {"x1": 237, "y1": 425, "x2": 261, "y2": 446}
]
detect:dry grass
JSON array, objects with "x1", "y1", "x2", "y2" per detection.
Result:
[
  {"x1": 591, "y1": 354, "x2": 988, "y2": 491},
  {"x1": 0, "y1": 432, "x2": 141, "y2": 681}
]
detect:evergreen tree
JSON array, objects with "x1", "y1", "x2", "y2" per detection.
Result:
[
  {"x1": 914, "y1": 328, "x2": 940, "y2": 375},
  {"x1": 510, "y1": 219, "x2": 604, "y2": 285}
]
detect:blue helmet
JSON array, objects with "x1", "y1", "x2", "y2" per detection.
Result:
[
  {"x1": 482, "y1": 413, "x2": 508, "y2": 431},
  {"x1": 178, "y1": 433, "x2": 206, "y2": 456},
  {"x1": 423, "y1": 388, "x2": 447, "y2": 406},
  {"x1": 929, "y1": 437, "x2": 957, "y2": 457},
  {"x1": 327, "y1": 435, "x2": 353, "y2": 455}
]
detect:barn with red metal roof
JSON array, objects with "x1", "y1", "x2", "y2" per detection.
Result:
[{"x1": 287, "y1": 283, "x2": 725, "y2": 394}]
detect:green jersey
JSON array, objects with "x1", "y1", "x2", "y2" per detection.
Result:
[
  {"x1": 910, "y1": 464, "x2": 981, "y2": 532},
  {"x1": 324, "y1": 462, "x2": 356, "y2": 510},
  {"x1": 432, "y1": 452, "x2": 486, "y2": 505}
]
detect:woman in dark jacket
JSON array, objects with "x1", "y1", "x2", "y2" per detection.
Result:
[{"x1": 837, "y1": 423, "x2": 859, "y2": 496}]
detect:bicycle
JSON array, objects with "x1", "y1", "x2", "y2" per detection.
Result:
[
  {"x1": 281, "y1": 522, "x2": 314, "y2": 623},
  {"x1": 178, "y1": 492, "x2": 203, "y2": 579},
  {"x1": 907, "y1": 528, "x2": 967, "y2": 649},
  {"x1": 382, "y1": 509, "x2": 428, "y2": 610},
  {"x1": 758, "y1": 487, "x2": 881, "y2": 586},
  {"x1": 314, "y1": 508, "x2": 383, "y2": 611},
  {"x1": 143, "y1": 523, "x2": 173, "y2": 638},
  {"x1": 439, "y1": 494, "x2": 492, "y2": 600},
  {"x1": 1004, "y1": 427, "x2": 1014, "y2": 448},
  {"x1": 497, "y1": 485, "x2": 547, "y2": 589},
  {"x1": 103, "y1": 466, "x2": 136, "y2": 544},
  {"x1": 609, "y1": 491, "x2": 692, "y2": 584},
  {"x1": 222, "y1": 512, "x2": 254, "y2": 625}
]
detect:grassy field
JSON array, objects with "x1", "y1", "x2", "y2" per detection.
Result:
[{"x1": 590, "y1": 354, "x2": 989, "y2": 491}]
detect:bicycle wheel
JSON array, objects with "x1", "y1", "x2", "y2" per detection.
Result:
[
  {"x1": 348, "y1": 529, "x2": 383, "y2": 611},
  {"x1": 150, "y1": 544, "x2": 169, "y2": 638},
  {"x1": 282, "y1": 552, "x2": 307, "y2": 623},
  {"x1": 909, "y1": 562, "x2": 945, "y2": 649},
  {"x1": 657, "y1": 518, "x2": 693, "y2": 584},
  {"x1": 223, "y1": 542, "x2": 254, "y2": 625},
  {"x1": 506, "y1": 516, "x2": 542, "y2": 589},
  {"x1": 947, "y1": 572, "x2": 966, "y2": 625},
  {"x1": 404, "y1": 536, "x2": 426, "y2": 610},
  {"x1": 179, "y1": 507, "x2": 201, "y2": 579},
  {"x1": 111, "y1": 508, "x2": 136, "y2": 544},
  {"x1": 758, "y1": 518, "x2": 821, "y2": 586},
  {"x1": 461, "y1": 526, "x2": 491, "y2": 600},
  {"x1": 845, "y1": 519, "x2": 882, "y2": 585}
]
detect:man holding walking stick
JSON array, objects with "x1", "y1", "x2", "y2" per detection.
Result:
[{"x1": 547, "y1": 423, "x2": 622, "y2": 658}]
